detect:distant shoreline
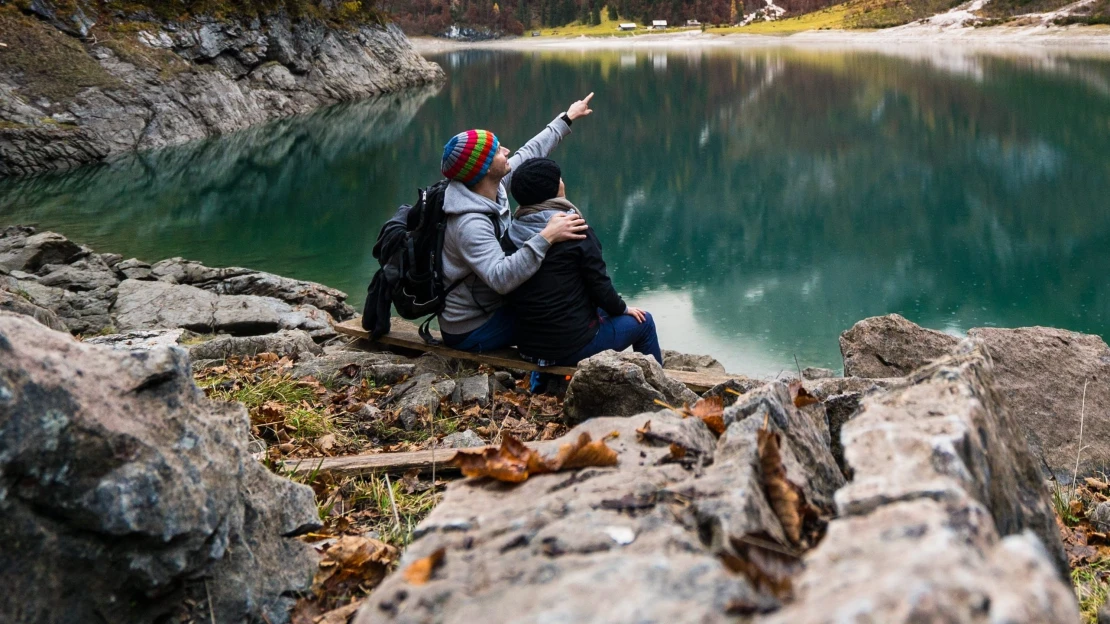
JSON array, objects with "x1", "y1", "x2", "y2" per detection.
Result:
[{"x1": 412, "y1": 25, "x2": 1110, "y2": 56}]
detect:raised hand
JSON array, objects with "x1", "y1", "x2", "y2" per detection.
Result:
[{"x1": 567, "y1": 92, "x2": 594, "y2": 121}]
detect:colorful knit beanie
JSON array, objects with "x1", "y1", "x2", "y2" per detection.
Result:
[{"x1": 441, "y1": 129, "x2": 500, "y2": 186}]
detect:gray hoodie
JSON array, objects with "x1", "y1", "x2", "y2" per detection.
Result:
[{"x1": 438, "y1": 115, "x2": 572, "y2": 335}]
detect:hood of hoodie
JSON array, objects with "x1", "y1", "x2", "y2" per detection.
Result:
[
  {"x1": 509, "y1": 197, "x2": 578, "y2": 248},
  {"x1": 443, "y1": 179, "x2": 508, "y2": 217}
]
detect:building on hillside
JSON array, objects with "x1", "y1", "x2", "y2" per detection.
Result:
[
  {"x1": 686, "y1": 19, "x2": 701, "y2": 26},
  {"x1": 652, "y1": 19, "x2": 667, "y2": 29},
  {"x1": 618, "y1": 22, "x2": 637, "y2": 30}
]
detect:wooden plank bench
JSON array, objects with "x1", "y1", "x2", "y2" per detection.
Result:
[{"x1": 333, "y1": 317, "x2": 745, "y2": 393}]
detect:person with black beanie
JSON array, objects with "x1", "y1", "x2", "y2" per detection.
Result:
[{"x1": 504, "y1": 158, "x2": 661, "y2": 391}]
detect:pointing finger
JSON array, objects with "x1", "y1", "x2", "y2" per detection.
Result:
[{"x1": 583, "y1": 92, "x2": 594, "y2": 103}]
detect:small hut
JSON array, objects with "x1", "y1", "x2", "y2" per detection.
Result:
[{"x1": 652, "y1": 19, "x2": 667, "y2": 29}]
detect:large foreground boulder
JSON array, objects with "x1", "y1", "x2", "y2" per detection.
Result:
[
  {"x1": 563, "y1": 350, "x2": 699, "y2": 422},
  {"x1": 967, "y1": 326, "x2": 1110, "y2": 482},
  {"x1": 0, "y1": 312, "x2": 319, "y2": 624},
  {"x1": 766, "y1": 341, "x2": 1075, "y2": 623},
  {"x1": 358, "y1": 381, "x2": 842, "y2": 623},
  {"x1": 839, "y1": 314, "x2": 958, "y2": 378}
]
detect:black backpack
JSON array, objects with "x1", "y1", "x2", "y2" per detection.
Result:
[{"x1": 362, "y1": 180, "x2": 501, "y2": 344}]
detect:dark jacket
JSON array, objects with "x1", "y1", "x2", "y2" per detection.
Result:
[{"x1": 505, "y1": 198, "x2": 627, "y2": 360}]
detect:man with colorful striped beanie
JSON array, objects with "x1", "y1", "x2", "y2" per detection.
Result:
[{"x1": 437, "y1": 92, "x2": 596, "y2": 354}]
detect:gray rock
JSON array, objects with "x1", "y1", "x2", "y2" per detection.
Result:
[
  {"x1": 700, "y1": 377, "x2": 765, "y2": 406},
  {"x1": 564, "y1": 350, "x2": 699, "y2": 423},
  {"x1": 186, "y1": 330, "x2": 323, "y2": 361},
  {"x1": 35, "y1": 257, "x2": 120, "y2": 291},
  {"x1": 0, "y1": 311, "x2": 319, "y2": 624},
  {"x1": 451, "y1": 374, "x2": 490, "y2": 406},
  {"x1": 1101, "y1": 603, "x2": 1110, "y2": 624},
  {"x1": 0, "y1": 288, "x2": 68, "y2": 331},
  {"x1": 289, "y1": 351, "x2": 413, "y2": 386},
  {"x1": 1091, "y1": 501, "x2": 1110, "y2": 533},
  {"x1": 966, "y1": 326, "x2": 1110, "y2": 482},
  {"x1": 764, "y1": 499, "x2": 1079, "y2": 624},
  {"x1": 724, "y1": 381, "x2": 845, "y2": 511},
  {"x1": 14, "y1": 279, "x2": 115, "y2": 335},
  {"x1": 358, "y1": 405, "x2": 834, "y2": 624},
  {"x1": 117, "y1": 258, "x2": 154, "y2": 280},
  {"x1": 805, "y1": 375, "x2": 903, "y2": 401},
  {"x1": 823, "y1": 391, "x2": 862, "y2": 473},
  {"x1": 662, "y1": 349, "x2": 726, "y2": 373},
  {"x1": 388, "y1": 373, "x2": 451, "y2": 430},
  {"x1": 2, "y1": 15, "x2": 444, "y2": 177},
  {"x1": 113, "y1": 278, "x2": 219, "y2": 333},
  {"x1": 111, "y1": 278, "x2": 337, "y2": 338},
  {"x1": 490, "y1": 370, "x2": 515, "y2": 393},
  {"x1": 801, "y1": 366, "x2": 837, "y2": 380},
  {"x1": 440, "y1": 429, "x2": 488, "y2": 449},
  {"x1": 0, "y1": 229, "x2": 83, "y2": 272},
  {"x1": 837, "y1": 340, "x2": 1068, "y2": 577},
  {"x1": 413, "y1": 352, "x2": 461, "y2": 377},
  {"x1": 839, "y1": 314, "x2": 959, "y2": 378},
  {"x1": 85, "y1": 328, "x2": 186, "y2": 351}
]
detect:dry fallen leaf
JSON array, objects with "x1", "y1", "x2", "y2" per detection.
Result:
[
  {"x1": 314, "y1": 599, "x2": 363, "y2": 624},
  {"x1": 788, "y1": 380, "x2": 819, "y2": 408},
  {"x1": 312, "y1": 536, "x2": 397, "y2": 598},
  {"x1": 550, "y1": 432, "x2": 620, "y2": 471},
  {"x1": 1085, "y1": 477, "x2": 1109, "y2": 491},
  {"x1": 722, "y1": 533, "x2": 801, "y2": 599},
  {"x1": 690, "y1": 396, "x2": 726, "y2": 435},
  {"x1": 635, "y1": 420, "x2": 653, "y2": 440},
  {"x1": 757, "y1": 426, "x2": 811, "y2": 546},
  {"x1": 452, "y1": 433, "x2": 617, "y2": 483},
  {"x1": 403, "y1": 547, "x2": 446, "y2": 585},
  {"x1": 668, "y1": 444, "x2": 687, "y2": 461}
]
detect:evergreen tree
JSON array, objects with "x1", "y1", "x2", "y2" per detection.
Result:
[
  {"x1": 591, "y1": 4, "x2": 601, "y2": 23},
  {"x1": 607, "y1": 4, "x2": 617, "y2": 19}
]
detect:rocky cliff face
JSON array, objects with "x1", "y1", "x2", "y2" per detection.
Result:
[{"x1": 0, "y1": 0, "x2": 445, "y2": 176}]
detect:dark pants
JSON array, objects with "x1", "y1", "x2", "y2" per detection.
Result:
[
  {"x1": 525, "y1": 310, "x2": 662, "y2": 392},
  {"x1": 441, "y1": 307, "x2": 516, "y2": 353}
]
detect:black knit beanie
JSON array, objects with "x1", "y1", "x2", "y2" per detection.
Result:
[{"x1": 510, "y1": 158, "x2": 562, "y2": 207}]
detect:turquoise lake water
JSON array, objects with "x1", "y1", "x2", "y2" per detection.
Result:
[{"x1": 2, "y1": 46, "x2": 1109, "y2": 376}]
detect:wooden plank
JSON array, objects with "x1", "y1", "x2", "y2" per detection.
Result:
[
  {"x1": 282, "y1": 448, "x2": 462, "y2": 478},
  {"x1": 334, "y1": 317, "x2": 747, "y2": 393}
]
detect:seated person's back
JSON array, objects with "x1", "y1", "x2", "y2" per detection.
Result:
[{"x1": 505, "y1": 158, "x2": 660, "y2": 366}]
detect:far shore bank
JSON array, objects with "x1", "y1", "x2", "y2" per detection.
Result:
[{"x1": 412, "y1": 24, "x2": 1110, "y2": 56}]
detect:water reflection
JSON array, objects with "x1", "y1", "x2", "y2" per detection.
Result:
[{"x1": 2, "y1": 48, "x2": 1109, "y2": 376}]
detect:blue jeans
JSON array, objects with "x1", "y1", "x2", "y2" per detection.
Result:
[
  {"x1": 441, "y1": 307, "x2": 516, "y2": 353},
  {"x1": 526, "y1": 310, "x2": 662, "y2": 392}
]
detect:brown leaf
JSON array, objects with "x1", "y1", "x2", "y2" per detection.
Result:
[
  {"x1": 722, "y1": 533, "x2": 801, "y2": 600},
  {"x1": 668, "y1": 444, "x2": 687, "y2": 460},
  {"x1": 403, "y1": 547, "x2": 446, "y2": 585},
  {"x1": 1070, "y1": 498, "x2": 1085, "y2": 516},
  {"x1": 549, "y1": 432, "x2": 620, "y2": 471},
  {"x1": 635, "y1": 420, "x2": 652, "y2": 440},
  {"x1": 757, "y1": 427, "x2": 810, "y2": 545},
  {"x1": 260, "y1": 400, "x2": 285, "y2": 421},
  {"x1": 689, "y1": 396, "x2": 726, "y2": 436},
  {"x1": 257, "y1": 352, "x2": 280, "y2": 363},
  {"x1": 1086, "y1": 477, "x2": 1109, "y2": 491},
  {"x1": 452, "y1": 436, "x2": 537, "y2": 482},
  {"x1": 452, "y1": 433, "x2": 618, "y2": 483},
  {"x1": 788, "y1": 380, "x2": 819, "y2": 408},
  {"x1": 312, "y1": 536, "x2": 397, "y2": 598},
  {"x1": 401, "y1": 468, "x2": 421, "y2": 494},
  {"x1": 314, "y1": 599, "x2": 364, "y2": 624}
]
